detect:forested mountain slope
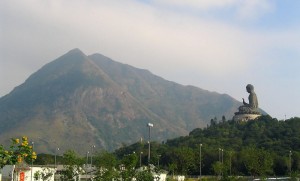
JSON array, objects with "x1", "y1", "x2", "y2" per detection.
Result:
[{"x1": 115, "y1": 115, "x2": 300, "y2": 176}]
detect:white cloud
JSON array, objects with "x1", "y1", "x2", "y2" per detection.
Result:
[
  {"x1": 0, "y1": 0, "x2": 284, "y2": 86},
  {"x1": 1, "y1": 0, "x2": 253, "y2": 75},
  {"x1": 1, "y1": 0, "x2": 300, "y2": 118},
  {"x1": 0, "y1": 0, "x2": 291, "y2": 79},
  {"x1": 236, "y1": 0, "x2": 274, "y2": 20},
  {"x1": 152, "y1": 0, "x2": 274, "y2": 20},
  {"x1": 153, "y1": 0, "x2": 237, "y2": 10}
]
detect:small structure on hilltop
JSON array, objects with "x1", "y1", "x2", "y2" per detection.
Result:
[{"x1": 233, "y1": 84, "x2": 261, "y2": 122}]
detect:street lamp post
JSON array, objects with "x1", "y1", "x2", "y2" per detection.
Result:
[
  {"x1": 218, "y1": 148, "x2": 224, "y2": 177},
  {"x1": 289, "y1": 150, "x2": 292, "y2": 177},
  {"x1": 31, "y1": 141, "x2": 34, "y2": 181},
  {"x1": 222, "y1": 149, "x2": 224, "y2": 176},
  {"x1": 229, "y1": 151, "x2": 232, "y2": 176},
  {"x1": 199, "y1": 144, "x2": 202, "y2": 180},
  {"x1": 147, "y1": 123, "x2": 153, "y2": 166},
  {"x1": 221, "y1": 149, "x2": 224, "y2": 177},
  {"x1": 140, "y1": 152, "x2": 143, "y2": 167},
  {"x1": 55, "y1": 147, "x2": 59, "y2": 168},
  {"x1": 90, "y1": 145, "x2": 95, "y2": 180},
  {"x1": 86, "y1": 151, "x2": 89, "y2": 166},
  {"x1": 157, "y1": 155, "x2": 161, "y2": 169},
  {"x1": 218, "y1": 148, "x2": 221, "y2": 162},
  {"x1": 91, "y1": 145, "x2": 96, "y2": 167},
  {"x1": 221, "y1": 149, "x2": 224, "y2": 164}
]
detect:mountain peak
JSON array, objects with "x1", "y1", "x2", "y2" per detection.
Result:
[
  {"x1": 0, "y1": 49, "x2": 243, "y2": 152},
  {"x1": 62, "y1": 48, "x2": 87, "y2": 58},
  {"x1": 68, "y1": 48, "x2": 84, "y2": 54}
]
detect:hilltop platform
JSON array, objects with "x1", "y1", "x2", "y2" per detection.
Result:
[{"x1": 233, "y1": 114, "x2": 261, "y2": 122}]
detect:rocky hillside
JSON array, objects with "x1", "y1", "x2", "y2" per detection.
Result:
[{"x1": 0, "y1": 49, "x2": 241, "y2": 153}]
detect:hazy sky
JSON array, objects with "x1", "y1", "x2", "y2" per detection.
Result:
[{"x1": 1, "y1": 0, "x2": 299, "y2": 120}]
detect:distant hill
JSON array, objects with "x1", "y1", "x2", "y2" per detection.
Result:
[{"x1": 0, "y1": 48, "x2": 243, "y2": 153}]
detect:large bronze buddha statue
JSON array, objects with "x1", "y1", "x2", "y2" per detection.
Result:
[{"x1": 235, "y1": 84, "x2": 260, "y2": 115}]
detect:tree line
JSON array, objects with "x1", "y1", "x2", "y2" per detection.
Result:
[
  {"x1": 114, "y1": 115, "x2": 300, "y2": 178},
  {"x1": 29, "y1": 115, "x2": 300, "y2": 180}
]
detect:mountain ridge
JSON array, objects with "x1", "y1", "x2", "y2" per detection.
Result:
[{"x1": 0, "y1": 49, "x2": 245, "y2": 153}]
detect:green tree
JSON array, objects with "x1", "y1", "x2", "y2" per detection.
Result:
[
  {"x1": 0, "y1": 145, "x2": 9, "y2": 169},
  {"x1": 166, "y1": 147, "x2": 195, "y2": 175},
  {"x1": 135, "y1": 169, "x2": 154, "y2": 181},
  {"x1": 212, "y1": 161, "x2": 223, "y2": 176},
  {"x1": 0, "y1": 136, "x2": 37, "y2": 169},
  {"x1": 35, "y1": 153, "x2": 58, "y2": 165},
  {"x1": 118, "y1": 152, "x2": 139, "y2": 181},
  {"x1": 34, "y1": 167, "x2": 55, "y2": 181},
  {"x1": 60, "y1": 150, "x2": 83, "y2": 181},
  {"x1": 241, "y1": 146, "x2": 273, "y2": 177},
  {"x1": 93, "y1": 151, "x2": 119, "y2": 181},
  {"x1": 168, "y1": 163, "x2": 177, "y2": 177}
]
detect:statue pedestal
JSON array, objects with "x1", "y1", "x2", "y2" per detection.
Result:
[{"x1": 233, "y1": 114, "x2": 261, "y2": 122}]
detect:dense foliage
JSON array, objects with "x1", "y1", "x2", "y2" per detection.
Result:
[
  {"x1": 114, "y1": 115, "x2": 300, "y2": 177},
  {"x1": 35, "y1": 150, "x2": 155, "y2": 181},
  {"x1": 32, "y1": 115, "x2": 300, "y2": 179}
]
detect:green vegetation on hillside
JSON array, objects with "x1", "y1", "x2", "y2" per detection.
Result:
[
  {"x1": 114, "y1": 115, "x2": 300, "y2": 177},
  {"x1": 31, "y1": 115, "x2": 300, "y2": 179}
]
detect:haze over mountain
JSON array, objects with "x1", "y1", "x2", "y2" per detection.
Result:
[{"x1": 0, "y1": 49, "x2": 243, "y2": 153}]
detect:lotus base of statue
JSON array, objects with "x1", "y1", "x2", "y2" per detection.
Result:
[{"x1": 233, "y1": 113, "x2": 261, "y2": 122}]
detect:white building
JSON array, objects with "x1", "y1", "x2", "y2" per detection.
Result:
[{"x1": 1, "y1": 164, "x2": 55, "y2": 181}]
